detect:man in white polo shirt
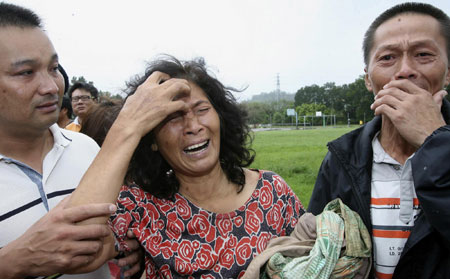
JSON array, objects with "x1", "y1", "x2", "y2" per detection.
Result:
[
  {"x1": 0, "y1": 3, "x2": 141, "y2": 278},
  {"x1": 309, "y1": 2, "x2": 450, "y2": 278}
]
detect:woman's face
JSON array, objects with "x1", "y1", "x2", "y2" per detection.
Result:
[{"x1": 155, "y1": 82, "x2": 221, "y2": 177}]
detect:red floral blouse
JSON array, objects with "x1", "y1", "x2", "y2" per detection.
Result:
[{"x1": 110, "y1": 170, "x2": 304, "y2": 278}]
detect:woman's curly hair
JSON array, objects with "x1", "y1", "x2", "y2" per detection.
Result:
[{"x1": 124, "y1": 55, "x2": 255, "y2": 199}]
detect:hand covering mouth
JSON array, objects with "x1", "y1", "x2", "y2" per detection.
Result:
[{"x1": 184, "y1": 140, "x2": 209, "y2": 154}]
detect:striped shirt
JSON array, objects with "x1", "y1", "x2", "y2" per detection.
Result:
[
  {"x1": 371, "y1": 134, "x2": 421, "y2": 279},
  {"x1": 0, "y1": 124, "x2": 110, "y2": 279}
]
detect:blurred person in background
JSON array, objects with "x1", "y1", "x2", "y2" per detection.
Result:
[
  {"x1": 80, "y1": 100, "x2": 122, "y2": 146},
  {"x1": 58, "y1": 96, "x2": 73, "y2": 128},
  {"x1": 66, "y1": 82, "x2": 98, "y2": 132}
]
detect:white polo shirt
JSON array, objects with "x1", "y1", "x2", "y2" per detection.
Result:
[{"x1": 0, "y1": 124, "x2": 110, "y2": 279}]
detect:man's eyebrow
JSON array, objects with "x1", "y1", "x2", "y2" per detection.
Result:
[
  {"x1": 375, "y1": 39, "x2": 439, "y2": 53},
  {"x1": 408, "y1": 40, "x2": 440, "y2": 49},
  {"x1": 375, "y1": 43, "x2": 400, "y2": 52},
  {"x1": 11, "y1": 53, "x2": 59, "y2": 68},
  {"x1": 11, "y1": 58, "x2": 37, "y2": 68}
]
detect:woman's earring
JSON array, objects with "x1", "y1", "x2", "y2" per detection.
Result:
[
  {"x1": 166, "y1": 169, "x2": 174, "y2": 177},
  {"x1": 151, "y1": 143, "x2": 158, "y2": 152}
]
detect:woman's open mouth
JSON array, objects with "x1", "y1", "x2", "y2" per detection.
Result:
[{"x1": 184, "y1": 140, "x2": 209, "y2": 155}]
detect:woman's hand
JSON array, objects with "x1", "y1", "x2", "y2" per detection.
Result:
[
  {"x1": 115, "y1": 71, "x2": 191, "y2": 139},
  {"x1": 65, "y1": 71, "x2": 191, "y2": 274},
  {"x1": 68, "y1": 71, "x2": 190, "y2": 217}
]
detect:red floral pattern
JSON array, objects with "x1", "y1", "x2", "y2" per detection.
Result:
[{"x1": 110, "y1": 170, "x2": 304, "y2": 278}]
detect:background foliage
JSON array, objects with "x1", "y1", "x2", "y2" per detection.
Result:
[{"x1": 241, "y1": 77, "x2": 450, "y2": 127}]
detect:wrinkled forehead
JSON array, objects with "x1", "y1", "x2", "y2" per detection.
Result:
[{"x1": 373, "y1": 13, "x2": 445, "y2": 50}]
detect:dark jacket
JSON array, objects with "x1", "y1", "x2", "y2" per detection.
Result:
[{"x1": 308, "y1": 100, "x2": 450, "y2": 279}]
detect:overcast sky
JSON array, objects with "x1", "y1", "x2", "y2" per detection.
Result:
[{"x1": 7, "y1": 0, "x2": 450, "y2": 101}]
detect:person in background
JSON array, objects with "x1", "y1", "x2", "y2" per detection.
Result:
[
  {"x1": 67, "y1": 56, "x2": 305, "y2": 278},
  {"x1": 58, "y1": 96, "x2": 73, "y2": 128},
  {"x1": 80, "y1": 100, "x2": 122, "y2": 146},
  {"x1": 0, "y1": 3, "x2": 142, "y2": 278},
  {"x1": 56, "y1": 65, "x2": 73, "y2": 128},
  {"x1": 308, "y1": 3, "x2": 450, "y2": 278},
  {"x1": 66, "y1": 82, "x2": 98, "y2": 132}
]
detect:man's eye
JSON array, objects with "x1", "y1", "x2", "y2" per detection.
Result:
[
  {"x1": 417, "y1": 52, "x2": 431, "y2": 57},
  {"x1": 17, "y1": 70, "x2": 33, "y2": 76},
  {"x1": 380, "y1": 55, "x2": 393, "y2": 61}
]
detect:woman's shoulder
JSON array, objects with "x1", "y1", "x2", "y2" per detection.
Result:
[
  {"x1": 252, "y1": 169, "x2": 298, "y2": 197},
  {"x1": 253, "y1": 169, "x2": 287, "y2": 184}
]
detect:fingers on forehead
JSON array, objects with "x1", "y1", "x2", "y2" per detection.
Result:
[
  {"x1": 147, "y1": 71, "x2": 171, "y2": 84},
  {"x1": 147, "y1": 72, "x2": 191, "y2": 86},
  {"x1": 170, "y1": 82, "x2": 191, "y2": 98}
]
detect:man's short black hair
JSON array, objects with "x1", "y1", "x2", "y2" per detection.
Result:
[
  {"x1": 68, "y1": 82, "x2": 99, "y2": 100},
  {"x1": 363, "y1": 2, "x2": 450, "y2": 66},
  {"x1": 0, "y1": 2, "x2": 42, "y2": 28}
]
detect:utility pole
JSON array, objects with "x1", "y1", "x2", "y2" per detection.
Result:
[
  {"x1": 276, "y1": 73, "x2": 280, "y2": 93},
  {"x1": 276, "y1": 73, "x2": 280, "y2": 107}
]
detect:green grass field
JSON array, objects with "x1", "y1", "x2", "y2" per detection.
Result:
[{"x1": 249, "y1": 126, "x2": 357, "y2": 209}]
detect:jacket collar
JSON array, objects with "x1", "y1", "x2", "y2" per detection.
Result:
[{"x1": 327, "y1": 99, "x2": 450, "y2": 243}]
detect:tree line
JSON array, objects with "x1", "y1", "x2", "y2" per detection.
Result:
[{"x1": 241, "y1": 76, "x2": 450, "y2": 126}]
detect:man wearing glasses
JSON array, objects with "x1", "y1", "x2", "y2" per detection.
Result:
[{"x1": 66, "y1": 82, "x2": 98, "y2": 132}]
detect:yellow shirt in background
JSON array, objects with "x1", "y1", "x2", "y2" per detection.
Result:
[{"x1": 65, "y1": 122, "x2": 81, "y2": 132}]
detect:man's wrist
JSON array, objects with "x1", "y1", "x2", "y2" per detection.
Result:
[
  {"x1": 107, "y1": 120, "x2": 142, "y2": 148},
  {"x1": 0, "y1": 246, "x2": 25, "y2": 279}
]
